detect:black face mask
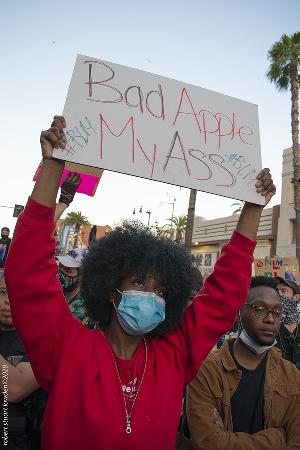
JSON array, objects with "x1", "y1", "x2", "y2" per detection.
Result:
[
  {"x1": 1, "y1": 235, "x2": 8, "y2": 240},
  {"x1": 57, "y1": 269, "x2": 79, "y2": 293}
]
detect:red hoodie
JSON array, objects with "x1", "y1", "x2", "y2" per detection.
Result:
[{"x1": 5, "y1": 198, "x2": 255, "y2": 450}]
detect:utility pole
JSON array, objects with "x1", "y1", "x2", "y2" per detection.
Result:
[
  {"x1": 185, "y1": 189, "x2": 197, "y2": 254},
  {"x1": 160, "y1": 194, "x2": 176, "y2": 239},
  {"x1": 132, "y1": 206, "x2": 152, "y2": 228},
  {"x1": 146, "y1": 210, "x2": 151, "y2": 228}
]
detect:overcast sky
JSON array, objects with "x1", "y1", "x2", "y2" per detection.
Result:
[{"x1": 1, "y1": 0, "x2": 299, "y2": 232}]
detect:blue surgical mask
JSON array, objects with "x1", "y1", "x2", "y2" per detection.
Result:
[
  {"x1": 114, "y1": 289, "x2": 166, "y2": 336},
  {"x1": 239, "y1": 329, "x2": 276, "y2": 354}
]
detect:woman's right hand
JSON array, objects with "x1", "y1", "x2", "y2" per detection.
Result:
[{"x1": 40, "y1": 116, "x2": 67, "y2": 160}]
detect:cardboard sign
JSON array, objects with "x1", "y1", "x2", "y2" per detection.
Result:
[
  {"x1": 53, "y1": 54, "x2": 264, "y2": 204},
  {"x1": 33, "y1": 161, "x2": 103, "y2": 197},
  {"x1": 254, "y1": 258, "x2": 300, "y2": 283}
]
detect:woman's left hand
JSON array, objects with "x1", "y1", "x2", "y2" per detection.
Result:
[{"x1": 255, "y1": 168, "x2": 276, "y2": 206}]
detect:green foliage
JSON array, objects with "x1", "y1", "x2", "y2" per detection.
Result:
[
  {"x1": 267, "y1": 32, "x2": 300, "y2": 90},
  {"x1": 163, "y1": 214, "x2": 188, "y2": 243},
  {"x1": 267, "y1": 31, "x2": 300, "y2": 265},
  {"x1": 64, "y1": 211, "x2": 90, "y2": 230},
  {"x1": 167, "y1": 214, "x2": 188, "y2": 229},
  {"x1": 64, "y1": 212, "x2": 90, "y2": 249}
]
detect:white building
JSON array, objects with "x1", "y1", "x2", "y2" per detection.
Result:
[
  {"x1": 191, "y1": 148, "x2": 295, "y2": 277},
  {"x1": 276, "y1": 148, "x2": 296, "y2": 258}
]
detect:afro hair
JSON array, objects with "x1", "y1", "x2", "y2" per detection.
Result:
[{"x1": 80, "y1": 221, "x2": 194, "y2": 336}]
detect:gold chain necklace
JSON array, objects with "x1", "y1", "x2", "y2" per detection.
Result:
[{"x1": 105, "y1": 334, "x2": 148, "y2": 434}]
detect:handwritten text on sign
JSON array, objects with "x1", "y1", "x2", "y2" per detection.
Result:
[
  {"x1": 53, "y1": 55, "x2": 263, "y2": 204},
  {"x1": 254, "y1": 258, "x2": 300, "y2": 282}
]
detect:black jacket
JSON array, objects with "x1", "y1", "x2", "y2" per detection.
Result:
[{"x1": 277, "y1": 323, "x2": 300, "y2": 369}]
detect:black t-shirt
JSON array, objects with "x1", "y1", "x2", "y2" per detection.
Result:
[
  {"x1": 230, "y1": 341, "x2": 267, "y2": 433},
  {"x1": 0, "y1": 330, "x2": 33, "y2": 450},
  {"x1": 0, "y1": 237, "x2": 11, "y2": 268}
]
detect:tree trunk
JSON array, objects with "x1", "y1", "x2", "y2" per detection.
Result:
[
  {"x1": 175, "y1": 230, "x2": 182, "y2": 244},
  {"x1": 185, "y1": 189, "x2": 197, "y2": 254},
  {"x1": 290, "y1": 63, "x2": 300, "y2": 267}
]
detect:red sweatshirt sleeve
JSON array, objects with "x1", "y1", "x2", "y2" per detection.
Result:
[
  {"x1": 4, "y1": 198, "x2": 81, "y2": 392},
  {"x1": 172, "y1": 231, "x2": 255, "y2": 386}
]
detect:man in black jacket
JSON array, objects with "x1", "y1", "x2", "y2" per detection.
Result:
[
  {"x1": 276, "y1": 277, "x2": 300, "y2": 369},
  {"x1": 0, "y1": 228, "x2": 11, "y2": 268},
  {"x1": 0, "y1": 270, "x2": 39, "y2": 449}
]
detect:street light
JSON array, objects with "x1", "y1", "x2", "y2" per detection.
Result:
[
  {"x1": 160, "y1": 193, "x2": 176, "y2": 238},
  {"x1": 145, "y1": 210, "x2": 151, "y2": 228},
  {"x1": 132, "y1": 206, "x2": 152, "y2": 228},
  {"x1": 132, "y1": 206, "x2": 143, "y2": 216}
]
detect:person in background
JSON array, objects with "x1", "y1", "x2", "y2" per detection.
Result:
[
  {"x1": 216, "y1": 322, "x2": 239, "y2": 349},
  {"x1": 57, "y1": 248, "x2": 94, "y2": 326},
  {"x1": 276, "y1": 277, "x2": 300, "y2": 369},
  {"x1": 0, "y1": 227, "x2": 11, "y2": 268},
  {"x1": 54, "y1": 230, "x2": 61, "y2": 258},
  {"x1": 88, "y1": 225, "x2": 97, "y2": 247},
  {"x1": 188, "y1": 276, "x2": 300, "y2": 450},
  {"x1": 0, "y1": 270, "x2": 39, "y2": 449},
  {"x1": 4, "y1": 115, "x2": 276, "y2": 450},
  {"x1": 57, "y1": 249, "x2": 83, "y2": 306},
  {"x1": 276, "y1": 277, "x2": 300, "y2": 303},
  {"x1": 187, "y1": 267, "x2": 203, "y2": 307}
]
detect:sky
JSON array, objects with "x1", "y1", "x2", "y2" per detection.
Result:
[{"x1": 0, "y1": 0, "x2": 299, "y2": 232}]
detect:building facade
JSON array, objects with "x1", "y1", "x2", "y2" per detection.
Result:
[
  {"x1": 56, "y1": 220, "x2": 112, "y2": 253},
  {"x1": 191, "y1": 148, "x2": 294, "y2": 277},
  {"x1": 276, "y1": 148, "x2": 296, "y2": 258}
]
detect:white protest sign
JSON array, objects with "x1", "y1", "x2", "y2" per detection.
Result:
[{"x1": 53, "y1": 54, "x2": 264, "y2": 204}]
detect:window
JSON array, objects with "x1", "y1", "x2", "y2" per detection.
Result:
[
  {"x1": 191, "y1": 254, "x2": 203, "y2": 268},
  {"x1": 196, "y1": 254, "x2": 203, "y2": 267},
  {"x1": 204, "y1": 254, "x2": 212, "y2": 267}
]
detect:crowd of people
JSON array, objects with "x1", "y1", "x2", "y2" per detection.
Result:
[{"x1": 0, "y1": 115, "x2": 300, "y2": 449}]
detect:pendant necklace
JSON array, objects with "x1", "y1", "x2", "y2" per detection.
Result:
[{"x1": 106, "y1": 334, "x2": 148, "y2": 434}]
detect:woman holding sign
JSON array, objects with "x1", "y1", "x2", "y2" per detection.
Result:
[{"x1": 5, "y1": 116, "x2": 276, "y2": 450}]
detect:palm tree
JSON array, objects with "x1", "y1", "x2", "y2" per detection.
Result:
[
  {"x1": 164, "y1": 215, "x2": 187, "y2": 244},
  {"x1": 184, "y1": 189, "x2": 197, "y2": 254},
  {"x1": 64, "y1": 212, "x2": 90, "y2": 249},
  {"x1": 267, "y1": 32, "x2": 300, "y2": 265},
  {"x1": 231, "y1": 201, "x2": 244, "y2": 215}
]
